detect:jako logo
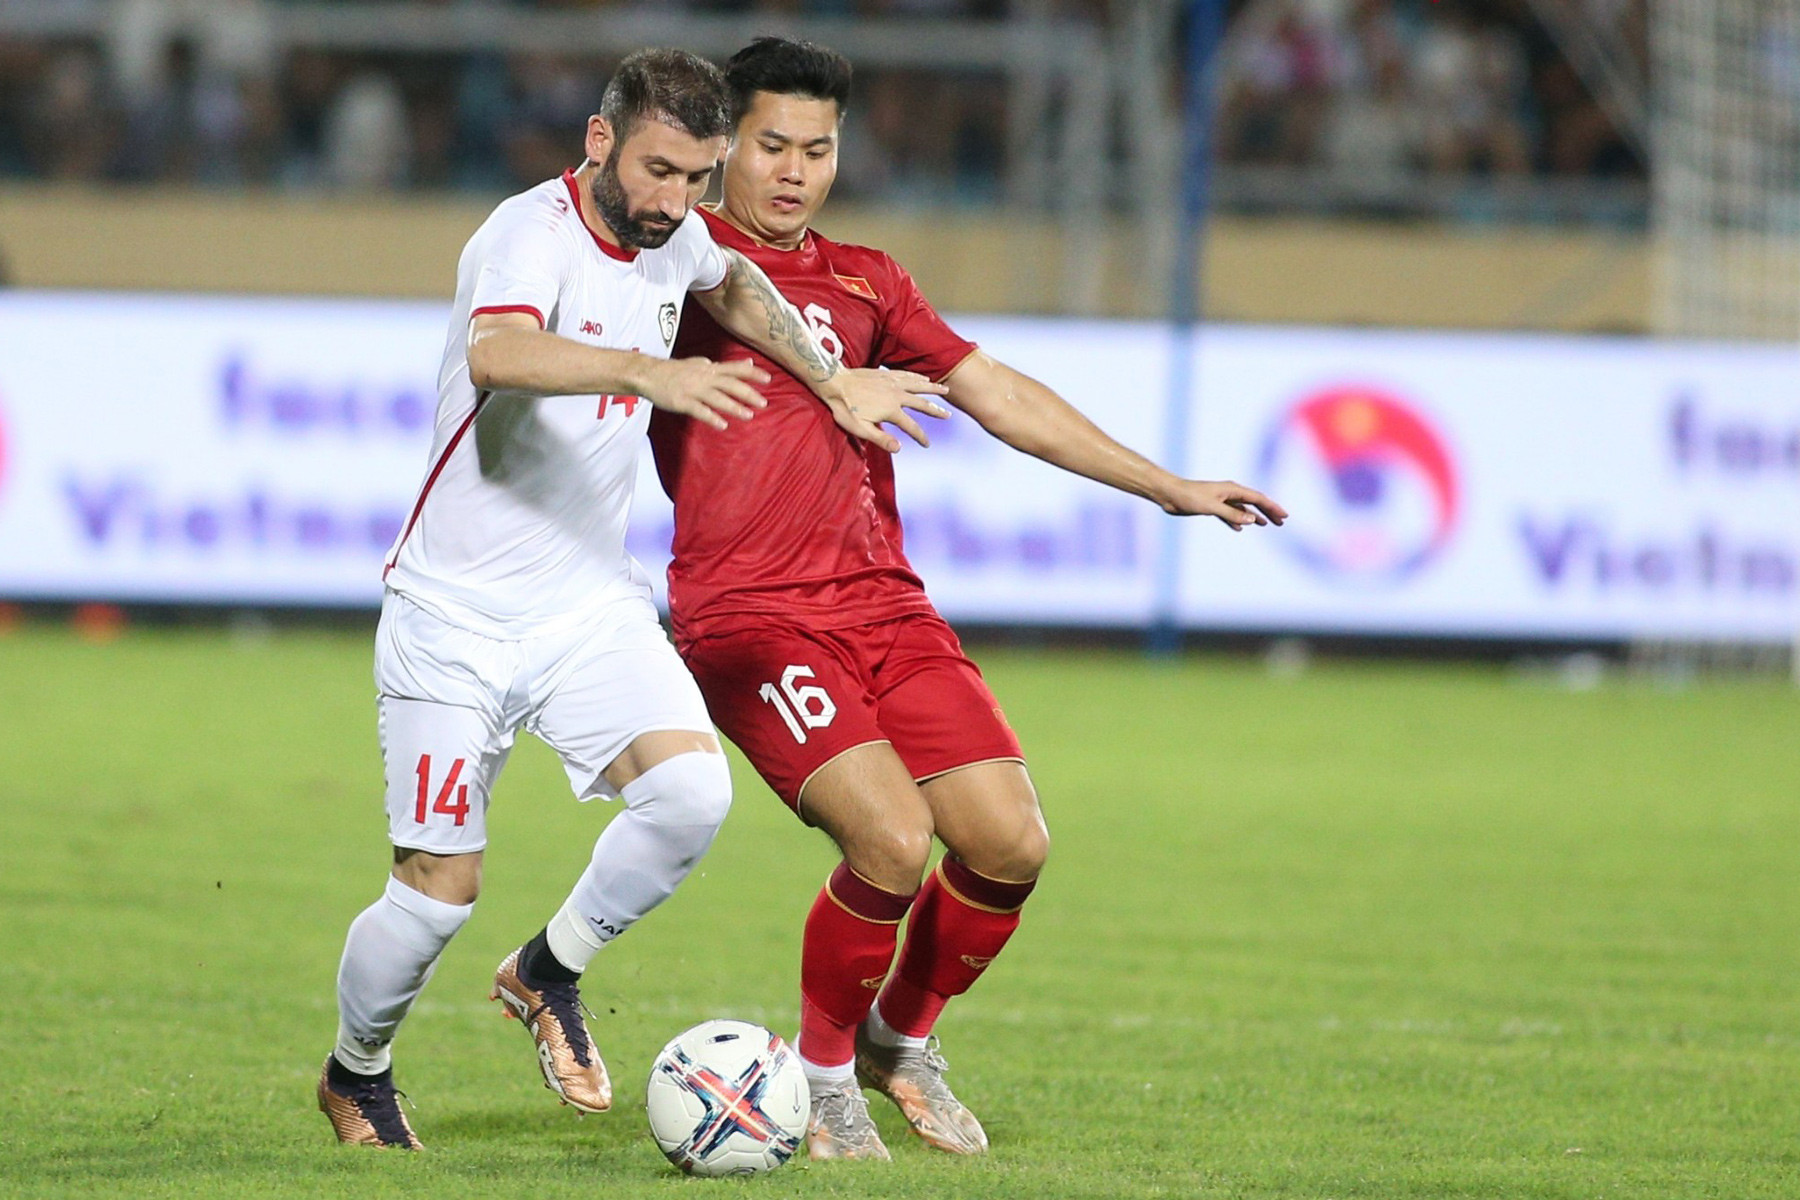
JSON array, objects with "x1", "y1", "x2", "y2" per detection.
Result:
[{"x1": 1257, "y1": 386, "x2": 1460, "y2": 584}]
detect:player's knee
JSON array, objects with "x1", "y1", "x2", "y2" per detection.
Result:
[
  {"x1": 382, "y1": 874, "x2": 477, "y2": 940},
  {"x1": 956, "y1": 812, "x2": 1049, "y2": 883},
  {"x1": 843, "y1": 824, "x2": 933, "y2": 895},
  {"x1": 621, "y1": 750, "x2": 733, "y2": 830},
  {"x1": 392, "y1": 847, "x2": 484, "y2": 906},
  {"x1": 1011, "y1": 819, "x2": 1050, "y2": 880}
]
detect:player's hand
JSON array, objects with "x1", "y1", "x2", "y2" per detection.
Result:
[
  {"x1": 1160, "y1": 480, "x2": 1288, "y2": 531},
  {"x1": 823, "y1": 368, "x2": 950, "y2": 453},
  {"x1": 641, "y1": 357, "x2": 770, "y2": 431}
]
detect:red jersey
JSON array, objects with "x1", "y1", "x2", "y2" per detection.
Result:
[{"x1": 650, "y1": 206, "x2": 977, "y2": 644}]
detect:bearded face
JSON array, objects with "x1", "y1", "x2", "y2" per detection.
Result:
[{"x1": 591, "y1": 144, "x2": 681, "y2": 250}]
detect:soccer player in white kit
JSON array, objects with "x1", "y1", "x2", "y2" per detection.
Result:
[{"x1": 317, "y1": 49, "x2": 948, "y2": 1150}]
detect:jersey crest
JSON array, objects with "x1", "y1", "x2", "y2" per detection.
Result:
[
  {"x1": 834, "y1": 274, "x2": 877, "y2": 300},
  {"x1": 658, "y1": 301, "x2": 679, "y2": 347}
]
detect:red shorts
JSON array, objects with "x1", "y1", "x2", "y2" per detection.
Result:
[{"x1": 678, "y1": 612, "x2": 1024, "y2": 811}]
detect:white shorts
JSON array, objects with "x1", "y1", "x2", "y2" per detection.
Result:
[{"x1": 374, "y1": 589, "x2": 714, "y2": 854}]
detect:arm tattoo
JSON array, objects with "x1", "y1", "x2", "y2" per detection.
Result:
[{"x1": 724, "y1": 249, "x2": 838, "y2": 385}]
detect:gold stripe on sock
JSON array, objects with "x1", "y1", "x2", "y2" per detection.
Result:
[{"x1": 933, "y1": 859, "x2": 1028, "y2": 915}]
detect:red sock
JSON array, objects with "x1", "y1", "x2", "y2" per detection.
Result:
[
  {"x1": 797, "y1": 862, "x2": 916, "y2": 1068},
  {"x1": 877, "y1": 856, "x2": 1037, "y2": 1038}
]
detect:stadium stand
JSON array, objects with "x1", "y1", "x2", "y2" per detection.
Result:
[{"x1": 0, "y1": 0, "x2": 1649, "y2": 221}]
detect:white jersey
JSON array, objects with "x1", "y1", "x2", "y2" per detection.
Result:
[{"x1": 382, "y1": 170, "x2": 730, "y2": 638}]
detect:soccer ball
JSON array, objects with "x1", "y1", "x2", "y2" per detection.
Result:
[{"x1": 645, "y1": 1019, "x2": 809, "y2": 1176}]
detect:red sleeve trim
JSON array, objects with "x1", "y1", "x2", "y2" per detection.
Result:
[{"x1": 470, "y1": 304, "x2": 546, "y2": 328}]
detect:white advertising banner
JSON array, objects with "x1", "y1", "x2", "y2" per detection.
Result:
[
  {"x1": 1169, "y1": 328, "x2": 1800, "y2": 640},
  {"x1": 0, "y1": 293, "x2": 444, "y2": 605},
  {"x1": 0, "y1": 292, "x2": 1793, "y2": 641}
]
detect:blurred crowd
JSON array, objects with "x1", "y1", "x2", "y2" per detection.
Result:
[
  {"x1": 1220, "y1": 0, "x2": 1646, "y2": 182},
  {"x1": 0, "y1": 0, "x2": 1018, "y2": 200},
  {"x1": 0, "y1": 0, "x2": 1646, "y2": 208}
]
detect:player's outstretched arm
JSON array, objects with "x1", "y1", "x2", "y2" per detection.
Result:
[
  {"x1": 943, "y1": 350, "x2": 1288, "y2": 531},
  {"x1": 693, "y1": 249, "x2": 948, "y2": 452},
  {"x1": 467, "y1": 311, "x2": 769, "y2": 431}
]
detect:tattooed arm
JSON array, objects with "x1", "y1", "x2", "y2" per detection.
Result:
[
  {"x1": 692, "y1": 247, "x2": 946, "y2": 451},
  {"x1": 694, "y1": 247, "x2": 838, "y2": 388}
]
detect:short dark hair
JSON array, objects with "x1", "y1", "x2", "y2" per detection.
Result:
[
  {"x1": 723, "y1": 36, "x2": 852, "y2": 125},
  {"x1": 601, "y1": 48, "x2": 731, "y2": 147}
]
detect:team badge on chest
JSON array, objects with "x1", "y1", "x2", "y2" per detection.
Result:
[
  {"x1": 834, "y1": 274, "x2": 877, "y2": 300},
  {"x1": 659, "y1": 301, "x2": 678, "y2": 347}
]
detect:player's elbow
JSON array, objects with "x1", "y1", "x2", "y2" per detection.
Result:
[
  {"x1": 953, "y1": 362, "x2": 1037, "y2": 445},
  {"x1": 687, "y1": 283, "x2": 733, "y2": 332},
  {"x1": 467, "y1": 343, "x2": 505, "y2": 392},
  {"x1": 466, "y1": 324, "x2": 536, "y2": 392}
]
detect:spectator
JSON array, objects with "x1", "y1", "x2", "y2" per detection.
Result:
[
  {"x1": 278, "y1": 49, "x2": 344, "y2": 186},
  {"x1": 1222, "y1": 1, "x2": 1343, "y2": 166},
  {"x1": 499, "y1": 52, "x2": 601, "y2": 187},
  {"x1": 1324, "y1": 54, "x2": 1421, "y2": 183},
  {"x1": 26, "y1": 47, "x2": 115, "y2": 181},
  {"x1": 1536, "y1": 56, "x2": 1629, "y2": 177},
  {"x1": 1321, "y1": 0, "x2": 1418, "y2": 181},
  {"x1": 323, "y1": 71, "x2": 412, "y2": 189},
  {"x1": 1414, "y1": 2, "x2": 1530, "y2": 177},
  {"x1": 0, "y1": 40, "x2": 47, "y2": 176}
]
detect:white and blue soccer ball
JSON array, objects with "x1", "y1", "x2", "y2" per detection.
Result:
[{"x1": 645, "y1": 1019, "x2": 809, "y2": 1176}]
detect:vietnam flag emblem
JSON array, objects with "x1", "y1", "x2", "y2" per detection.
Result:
[{"x1": 834, "y1": 274, "x2": 877, "y2": 300}]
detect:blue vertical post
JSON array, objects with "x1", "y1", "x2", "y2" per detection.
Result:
[{"x1": 1148, "y1": 0, "x2": 1226, "y2": 656}]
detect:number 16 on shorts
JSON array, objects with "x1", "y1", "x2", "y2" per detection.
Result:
[{"x1": 758, "y1": 665, "x2": 837, "y2": 744}]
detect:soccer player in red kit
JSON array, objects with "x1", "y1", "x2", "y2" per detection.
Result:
[{"x1": 649, "y1": 38, "x2": 1286, "y2": 1160}]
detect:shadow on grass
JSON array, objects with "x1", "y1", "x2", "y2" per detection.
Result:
[
  {"x1": 425, "y1": 1107, "x2": 643, "y2": 1147},
  {"x1": 414, "y1": 1104, "x2": 679, "y2": 1182}
]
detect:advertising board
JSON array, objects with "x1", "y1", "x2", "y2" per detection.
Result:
[{"x1": 0, "y1": 292, "x2": 1792, "y2": 641}]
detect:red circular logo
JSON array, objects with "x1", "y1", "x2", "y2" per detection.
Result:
[{"x1": 1258, "y1": 385, "x2": 1461, "y2": 583}]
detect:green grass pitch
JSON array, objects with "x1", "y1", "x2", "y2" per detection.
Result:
[{"x1": 2, "y1": 624, "x2": 1796, "y2": 1199}]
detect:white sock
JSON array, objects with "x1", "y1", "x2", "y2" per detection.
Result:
[
  {"x1": 334, "y1": 875, "x2": 472, "y2": 1075},
  {"x1": 800, "y1": 1054, "x2": 855, "y2": 1086},
  {"x1": 545, "y1": 751, "x2": 731, "y2": 974},
  {"x1": 866, "y1": 1003, "x2": 929, "y2": 1051}
]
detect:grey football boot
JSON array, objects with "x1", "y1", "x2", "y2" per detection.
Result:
[{"x1": 854, "y1": 1026, "x2": 988, "y2": 1155}]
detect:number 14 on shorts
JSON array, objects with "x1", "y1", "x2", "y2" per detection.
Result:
[
  {"x1": 758, "y1": 665, "x2": 837, "y2": 744},
  {"x1": 414, "y1": 753, "x2": 471, "y2": 826}
]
